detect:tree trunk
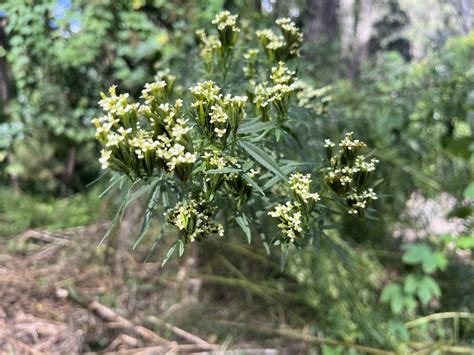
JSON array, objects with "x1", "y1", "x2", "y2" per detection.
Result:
[
  {"x1": 448, "y1": 0, "x2": 473, "y2": 34},
  {"x1": 0, "y1": 17, "x2": 10, "y2": 103},
  {"x1": 305, "y1": 0, "x2": 340, "y2": 46},
  {"x1": 62, "y1": 146, "x2": 77, "y2": 193},
  {"x1": 340, "y1": 0, "x2": 379, "y2": 81}
]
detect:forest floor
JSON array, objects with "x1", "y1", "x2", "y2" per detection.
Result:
[{"x1": 0, "y1": 224, "x2": 307, "y2": 354}]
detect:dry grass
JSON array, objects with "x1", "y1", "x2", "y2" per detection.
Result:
[{"x1": 0, "y1": 225, "x2": 302, "y2": 354}]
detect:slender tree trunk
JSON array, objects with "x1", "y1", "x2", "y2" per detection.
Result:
[
  {"x1": 305, "y1": 0, "x2": 340, "y2": 46},
  {"x1": 448, "y1": 0, "x2": 473, "y2": 34},
  {"x1": 63, "y1": 146, "x2": 77, "y2": 192},
  {"x1": 0, "y1": 17, "x2": 9, "y2": 102},
  {"x1": 340, "y1": 0, "x2": 379, "y2": 82},
  {"x1": 0, "y1": 16, "x2": 18, "y2": 192}
]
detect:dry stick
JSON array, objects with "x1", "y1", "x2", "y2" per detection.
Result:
[
  {"x1": 408, "y1": 341, "x2": 474, "y2": 354},
  {"x1": 18, "y1": 229, "x2": 71, "y2": 245},
  {"x1": 405, "y1": 312, "x2": 474, "y2": 328},
  {"x1": 218, "y1": 320, "x2": 395, "y2": 355},
  {"x1": 146, "y1": 315, "x2": 219, "y2": 350},
  {"x1": 5, "y1": 336, "x2": 46, "y2": 355},
  {"x1": 67, "y1": 288, "x2": 169, "y2": 346},
  {"x1": 94, "y1": 343, "x2": 217, "y2": 355},
  {"x1": 89, "y1": 301, "x2": 169, "y2": 345}
]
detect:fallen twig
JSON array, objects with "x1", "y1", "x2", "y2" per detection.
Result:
[
  {"x1": 4, "y1": 336, "x2": 46, "y2": 355},
  {"x1": 67, "y1": 287, "x2": 170, "y2": 346},
  {"x1": 217, "y1": 320, "x2": 395, "y2": 354},
  {"x1": 18, "y1": 229, "x2": 72, "y2": 246},
  {"x1": 146, "y1": 315, "x2": 219, "y2": 349},
  {"x1": 405, "y1": 312, "x2": 474, "y2": 328}
]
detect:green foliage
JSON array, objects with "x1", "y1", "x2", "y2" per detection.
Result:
[
  {"x1": 288, "y1": 239, "x2": 402, "y2": 349},
  {"x1": 0, "y1": 188, "x2": 102, "y2": 236},
  {"x1": 0, "y1": 0, "x2": 206, "y2": 193},
  {"x1": 94, "y1": 13, "x2": 380, "y2": 266},
  {"x1": 381, "y1": 243, "x2": 446, "y2": 315},
  {"x1": 0, "y1": 2, "x2": 472, "y2": 352},
  {"x1": 401, "y1": 243, "x2": 447, "y2": 273}
]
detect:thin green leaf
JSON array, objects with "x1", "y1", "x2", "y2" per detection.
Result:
[
  {"x1": 133, "y1": 181, "x2": 162, "y2": 250},
  {"x1": 261, "y1": 163, "x2": 297, "y2": 191},
  {"x1": 99, "y1": 180, "x2": 137, "y2": 246},
  {"x1": 240, "y1": 171, "x2": 265, "y2": 196},
  {"x1": 239, "y1": 141, "x2": 287, "y2": 181},
  {"x1": 322, "y1": 233, "x2": 353, "y2": 271},
  {"x1": 178, "y1": 239, "x2": 185, "y2": 257},
  {"x1": 99, "y1": 174, "x2": 125, "y2": 198},
  {"x1": 238, "y1": 120, "x2": 277, "y2": 134},
  {"x1": 235, "y1": 213, "x2": 252, "y2": 244},
  {"x1": 260, "y1": 233, "x2": 271, "y2": 255},
  {"x1": 280, "y1": 244, "x2": 289, "y2": 272},
  {"x1": 144, "y1": 232, "x2": 163, "y2": 263},
  {"x1": 162, "y1": 242, "x2": 178, "y2": 267},
  {"x1": 205, "y1": 167, "x2": 241, "y2": 174},
  {"x1": 87, "y1": 171, "x2": 108, "y2": 188}
]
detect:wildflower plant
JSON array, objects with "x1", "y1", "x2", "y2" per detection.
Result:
[{"x1": 93, "y1": 12, "x2": 380, "y2": 267}]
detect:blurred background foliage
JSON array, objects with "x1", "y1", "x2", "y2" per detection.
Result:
[{"x1": 0, "y1": 0, "x2": 472, "y2": 352}]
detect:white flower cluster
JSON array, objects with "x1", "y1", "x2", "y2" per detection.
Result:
[
  {"x1": 256, "y1": 29, "x2": 286, "y2": 52},
  {"x1": 323, "y1": 133, "x2": 379, "y2": 217},
  {"x1": 275, "y1": 18, "x2": 301, "y2": 36},
  {"x1": 289, "y1": 173, "x2": 320, "y2": 204},
  {"x1": 166, "y1": 197, "x2": 224, "y2": 243},
  {"x1": 93, "y1": 81, "x2": 196, "y2": 179},
  {"x1": 212, "y1": 10, "x2": 239, "y2": 32},
  {"x1": 190, "y1": 81, "x2": 247, "y2": 142},
  {"x1": 201, "y1": 150, "x2": 254, "y2": 205},
  {"x1": 196, "y1": 29, "x2": 222, "y2": 68},
  {"x1": 275, "y1": 18, "x2": 303, "y2": 58},
  {"x1": 196, "y1": 11, "x2": 240, "y2": 70},
  {"x1": 271, "y1": 61, "x2": 295, "y2": 85},
  {"x1": 202, "y1": 150, "x2": 239, "y2": 187},
  {"x1": 269, "y1": 173, "x2": 320, "y2": 243},
  {"x1": 256, "y1": 18, "x2": 303, "y2": 62},
  {"x1": 294, "y1": 80, "x2": 332, "y2": 115},
  {"x1": 253, "y1": 62, "x2": 296, "y2": 120},
  {"x1": 203, "y1": 150, "x2": 238, "y2": 170},
  {"x1": 209, "y1": 104, "x2": 228, "y2": 138},
  {"x1": 346, "y1": 188, "x2": 378, "y2": 216},
  {"x1": 141, "y1": 81, "x2": 167, "y2": 105},
  {"x1": 269, "y1": 201, "x2": 303, "y2": 242},
  {"x1": 243, "y1": 48, "x2": 259, "y2": 78}
]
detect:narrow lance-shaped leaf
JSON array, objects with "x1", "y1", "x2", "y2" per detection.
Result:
[
  {"x1": 280, "y1": 244, "x2": 289, "y2": 272},
  {"x1": 99, "y1": 180, "x2": 137, "y2": 246},
  {"x1": 178, "y1": 239, "x2": 185, "y2": 257},
  {"x1": 205, "y1": 167, "x2": 241, "y2": 174},
  {"x1": 238, "y1": 120, "x2": 277, "y2": 134},
  {"x1": 99, "y1": 181, "x2": 152, "y2": 246},
  {"x1": 144, "y1": 231, "x2": 164, "y2": 263},
  {"x1": 239, "y1": 140, "x2": 287, "y2": 181},
  {"x1": 99, "y1": 174, "x2": 125, "y2": 198},
  {"x1": 162, "y1": 241, "x2": 178, "y2": 267},
  {"x1": 133, "y1": 181, "x2": 162, "y2": 250},
  {"x1": 322, "y1": 232, "x2": 353, "y2": 271},
  {"x1": 235, "y1": 213, "x2": 252, "y2": 244},
  {"x1": 240, "y1": 171, "x2": 265, "y2": 196}
]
